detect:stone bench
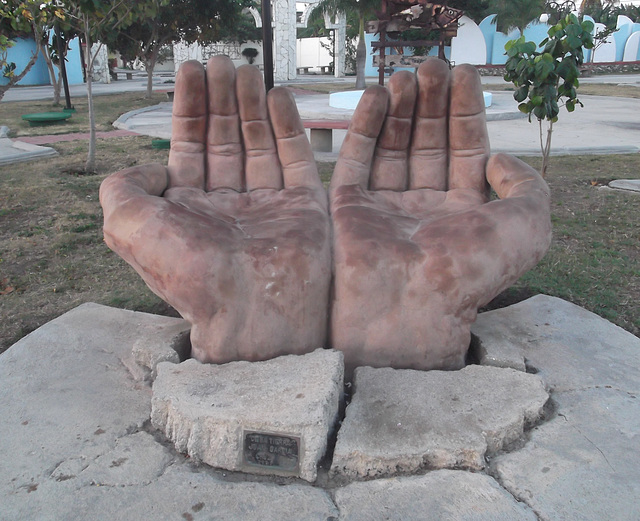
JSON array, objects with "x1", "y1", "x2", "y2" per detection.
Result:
[
  {"x1": 297, "y1": 66, "x2": 332, "y2": 75},
  {"x1": 21, "y1": 112, "x2": 72, "y2": 127},
  {"x1": 111, "y1": 68, "x2": 147, "y2": 81},
  {"x1": 302, "y1": 119, "x2": 350, "y2": 152}
]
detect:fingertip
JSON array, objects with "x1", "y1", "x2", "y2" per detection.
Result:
[
  {"x1": 267, "y1": 87, "x2": 321, "y2": 189},
  {"x1": 332, "y1": 86, "x2": 389, "y2": 194},
  {"x1": 387, "y1": 70, "x2": 417, "y2": 117},
  {"x1": 350, "y1": 85, "x2": 389, "y2": 137},
  {"x1": 173, "y1": 61, "x2": 206, "y2": 117},
  {"x1": 206, "y1": 56, "x2": 237, "y2": 114},
  {"x1": 236, "y1": 65, "x2": 267, "y2": 120},
  {"x1": 450, "y1": 64, "x2": 484, "y2": 116},
  {"x1": 267, "y1": 86, "x2": 301, "y2": 137},
  {"x1": 416, "y1": 57, "x2": 450, "y2": 95},
  {"x1": 487, "y1": 153, "x2": 550, "y2": 199}
]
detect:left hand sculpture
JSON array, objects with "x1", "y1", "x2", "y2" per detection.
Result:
[{"x1": 100, "y1": 56, "x2": 331, "y2": 364}]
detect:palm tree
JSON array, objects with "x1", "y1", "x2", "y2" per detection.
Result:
[
  {"x1": 490, "y1": 0, "x2": 546, "y2": 34},
  {"x1": 311, "y1": 0, "x2": 380, "y2": 89}
]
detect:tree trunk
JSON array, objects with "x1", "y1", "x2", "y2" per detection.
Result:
[
  {"x1": 355, "y1": 15, "x2": 366, "y2": 90},
  {"x1": 146, "y1": 65, "x2": 154, "y2": 99},
  {"x1": 144, "y1": 47, "x2": 160, "y2": 99},
  {"x1": 39, "y1": 39, "x2": 62, "y2": 105},
  {"x1": 84, "y1": 17, "x2": 97, "y2": 173},
  {"x1": 0, "y1": 49, "x2": 39, "y2": 102},
  {"x1": 539, "y1": 118, "x2": 553, "y2": 178}
]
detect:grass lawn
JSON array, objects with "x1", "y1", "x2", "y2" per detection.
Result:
[
  {"x1": 1, "y1": 89, "x2": 639, "y2": 355},
  {"x1": 1, "y1": 91, "x2": 167, "y2": 138}
]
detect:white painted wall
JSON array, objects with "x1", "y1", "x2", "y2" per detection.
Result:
[
  {"x1": 296, "y1": 37, "x2": 332, "y2": 69},
  {"x1": 450, "y1": 16, "x2": 487, "y2": 65}
]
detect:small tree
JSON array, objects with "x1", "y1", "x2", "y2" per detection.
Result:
[
  {"x1": 311, "y1": 0, "x2": 380, "y2": 89},
  {"x1": 504, "y1": 13, "x2": 594, "y2": 177},
  {"x1": 580, "y1": 0, "x2": 619, "y2": 63},
  {"x1": 105, "y1": 0, "x2": 254, "y2": 99},
  {"x1": 63, "y1": 0, "x2": 144, "y2": 172}
]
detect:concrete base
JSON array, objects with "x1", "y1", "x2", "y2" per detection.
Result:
[
  {"x1": 609, "y1": 179, "x2": 640, "y2": 193},
  {"x1": 0, "y1": 137, "x2": 58, "y2": 166},
  {"x1": 309, "y1": 128, "x2": 333, "y2": 152},
  {"x1": 151, "y1": 350, "x2": 343, "y2": 482},
  {"x1": 2, "y1": 296, "x2": 640, "y2": 519}
]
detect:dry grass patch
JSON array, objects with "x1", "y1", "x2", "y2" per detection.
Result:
[
  {"x1": 0, "y1": 136, "x2": 176, "y2": 353},
  {"x1": 0, "y1": 91, "x2": 167, "y2": 137},
  {"x1": 483, "y1": 154, "x2": 640, "y2": 337}
]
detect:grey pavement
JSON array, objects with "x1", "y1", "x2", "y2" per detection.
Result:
[
  {"x1": 112, "y1": 89, "x2": 640, "y2": 161},
  {"x1": 2, "y1": 295, "x2": 640, "y2": 520}
]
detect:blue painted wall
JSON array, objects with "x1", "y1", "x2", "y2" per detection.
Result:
[
  {"x1": 1, "y1": 38, "x2": 49, "y2": 86},
  {"x1": 1, "y1": 36, "x2": 84, "y2": 86},
  {"x1": 479, "y1": 15, "x2": 497, "y2": 64}
]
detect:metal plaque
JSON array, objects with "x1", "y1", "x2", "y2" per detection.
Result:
[{"x1": 242, "y1": 431, "x2": 300, "y2": 474}]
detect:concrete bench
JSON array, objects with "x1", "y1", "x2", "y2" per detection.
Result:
[
  {"x1": 302, "y1": 120, "x2": 350, "y2": 152},
  {"x1": 21, "y1": 112, "x2": 73, "y2": 127},
  {"x1": 111, "y1": 68, "x2": 147, "y2": 81},
  {"x1": 297, "y1": 67, "x2": 311, "y2": 75}
]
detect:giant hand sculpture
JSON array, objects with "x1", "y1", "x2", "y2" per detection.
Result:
[
  {"x1": 100, "y1": 56, "x2": 331, "y2": 363},
  {"x1": 330, "y1": 58, "x2": 552, "y2": 373}
]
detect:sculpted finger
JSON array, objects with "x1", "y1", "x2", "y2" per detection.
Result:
[
  {"x1": 409, "y1": 58, "x2": 450, "y2": 191},
  {"x1": 205, "y1": 56, "x2": 244, "y2": 192},
  {"x1": 473, "y1": 153, "x2": 551, "y2": 305},
  {"x1": 448, "y1": 64, "x2": 490, "y2": 196},
  {"x1": 236, "y1": 65, "x2": 282, "y2": 190},
  {"x1": 268, "y1": 87, "x2": 321, "y2": 189},
  {"x1": 100, "y1": 163, "x2": 170, "y2": 251},
  {"x1": 487, "y1": 153, "x2": 550, "y2": 201},
  {"x1": 331, "y1": 85, "x2": 389, "y2": 195},
  {"x1": 370, "y1": 70, "x2": 417, "y2": 191},
  {"x1": 168, "y1": 60, "x2": 207, "y2": 189}
]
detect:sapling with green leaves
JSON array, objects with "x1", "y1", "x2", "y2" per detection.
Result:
[{"x1": 504, "y1": 13, "x2": 594, "y2": 177}]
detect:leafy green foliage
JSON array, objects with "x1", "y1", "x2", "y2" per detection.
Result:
[
  {"x1": 505, "y1": 14, "x2": 593, "y2": 121},
  {"x1": 504, "y1": 13, "x2": 594, "y2": 176},
  {"x1": 1, "y1": 1, "x2": 69, "y2": 99}
]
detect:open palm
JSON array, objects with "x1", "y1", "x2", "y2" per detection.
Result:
[
  {"x1": 100, "y1": 57, "x2": 331, "y2": 364},
  {"x1": 330, "y1": 59, "x2": 552, "y2": 373}
]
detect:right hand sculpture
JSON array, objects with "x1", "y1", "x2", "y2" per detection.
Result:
[
  {"x1": 100, "y1": 57, "x2": 331, "y2": 364},
  {"x1": 330, "y1": 58, "x2": 552, "y2": 373}
]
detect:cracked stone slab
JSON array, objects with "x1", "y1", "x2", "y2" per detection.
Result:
[
  {"x1": 493, "y1": 386, "x2": 640, "y2": 521},
  {"x1": 152, "y1": 349, "x2": 344, "y2": 482},
  {"x1": 331, "y1": 365, "x2": 548, "y2": 479},
  {"x1": 0, "y1": 304, "x2": 156, "y2": 492},
  {"x1": 472, "y1": 295, "x2": 640, "y2": 392},
  {"x1": 7, "y1": 460, "x2": 339, "y2": 521},
  {"x1": 131, "y1": 318, "x2": 191, "y2": 381},
  {"x1": 77, "y1": 431, "x2": 175, "y2": 486},
  {"x1": 334, "y1": 470, "x2": 537, "y2": 520},
  {"x1": 0, "y1": 137, "x2": 59, "y2": 166},
  {"x1": 0, "y1": 303, "x2": 339, "y2": 520}
]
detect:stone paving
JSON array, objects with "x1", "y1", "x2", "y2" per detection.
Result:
[{"x1": 1, "y1": 295, "x2": 639, "y2": 520}]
